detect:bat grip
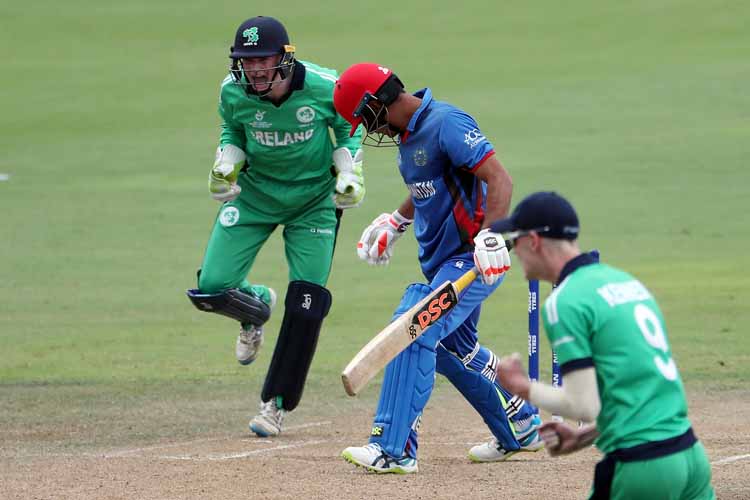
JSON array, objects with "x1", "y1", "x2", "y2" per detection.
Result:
[{"x1": 453, "y1": 267, "x2": 479, "y2": 293}]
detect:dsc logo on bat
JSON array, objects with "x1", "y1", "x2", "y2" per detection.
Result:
[{"x1": 413, "y1": 286, "x2": 458, "y2": 330}]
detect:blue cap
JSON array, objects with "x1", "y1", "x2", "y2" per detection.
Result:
[{"x1": 490, "y1": 191, "x2": 580, "y2": 240}]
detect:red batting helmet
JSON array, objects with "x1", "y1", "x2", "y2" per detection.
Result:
[{"x1": 334, "y1": 63, "x2": 404, "y2": 137}]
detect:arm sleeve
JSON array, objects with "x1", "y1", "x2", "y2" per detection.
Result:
[
  {"x1": 331, "y1": 109, "x2": 363, "y2": 155},
  {"x1": 218, "y1": 83, "x2": 245, "y2": 148},
  {"x1": 437, "y1": 110, "x2": 495, "y2": 172},
  {"x1": 528, "y1": 367, "x2": 601, "y2": 422}
]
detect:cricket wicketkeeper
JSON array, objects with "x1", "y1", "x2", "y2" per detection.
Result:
[{"x1": 187, "y1": 16, "x2": 364, "y2": 437}]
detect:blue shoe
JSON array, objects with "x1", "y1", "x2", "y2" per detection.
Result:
[{"x1": 516, "y1": 414, "x2": 544, "y2": 451}]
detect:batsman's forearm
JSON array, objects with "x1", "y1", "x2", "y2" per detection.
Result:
[
  {"x1": 397, "y1": 196, "x2": 415, "y2": 220},
  {"x1": 473, "y1": 156, "x2": 512, "y2": 228},
  {"x1": 483, "y1": 172, "x2": 512, "y2": 228}
]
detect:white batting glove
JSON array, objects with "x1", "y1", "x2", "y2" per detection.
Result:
[
  {"x1": 332, "y1": 148, "x2": 365, "y2": 209},
  {"x1": 209, "y1": 144, "x2": 246, "y2": 202},
  {"x1": 357, "y1": 211, "x2": 413, "y2": 265},
  {"x1": 473, "y1": 228, "x2": 511, "y2": 285}
]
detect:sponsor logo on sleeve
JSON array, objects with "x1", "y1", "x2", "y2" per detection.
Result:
[{"x1": 463, "y1": 128, "x2": 486, "y2": 149}]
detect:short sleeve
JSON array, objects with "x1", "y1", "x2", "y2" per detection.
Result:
[
  {"x1": 438, "y1": 110, "x2": 495, "y2": 171},
  {"x1": 542, "y1": 287, "x2": 594, "y2": 373},
  {"x1": 218, "y1": 80, "x2": 245, "y2": 148}
]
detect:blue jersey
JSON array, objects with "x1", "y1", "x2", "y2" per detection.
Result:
[{"x1": 397, "y1": 88, "x2": 496, "y2": 280}]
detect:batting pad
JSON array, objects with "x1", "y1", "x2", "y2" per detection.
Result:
[
  {"x1": 436, "y1": 342, "x2": 521, "y2": 451},
  {"x1": 369, "y1": 283, "x2": 440, "y2": 459}
]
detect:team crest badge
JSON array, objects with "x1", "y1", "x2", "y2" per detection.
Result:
[
  {"x1": 296, "y1": 106, "x2": 315, "y2": 123},
  {"x1": 219, "y1": 206, "x2": 240, "y2": 227},
  {"x1": 255, "y1": 110, "x2": 266, "y2": 121},
  {"x1": 243, "y1": 27, "x2": 259, "y2": 46},
  {"x1": 413, "y1": 147, "x2": 428, "y2": 166}
]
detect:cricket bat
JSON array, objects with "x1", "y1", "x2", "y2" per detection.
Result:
[{"x1": 341, "y1": 267, "x2": 479, "y2": 396}]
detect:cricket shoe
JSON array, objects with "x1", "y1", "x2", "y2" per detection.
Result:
[
  {"x1": 235, "y1": 288, "x2": 277, "y2": 365},
  {"x1": 249, "y1": 397, "x2": 286, "y2": 437},
  {"x1": 469, "y1": 415, "x2": 544, "y2": 463},
  {"x1": 516, "y1": 414, "x2": 545, "y2": 452},
  {"x1": 342, "y1": 443, "x2": 418, "y2": 474}
]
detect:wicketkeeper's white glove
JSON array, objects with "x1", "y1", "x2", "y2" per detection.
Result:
[
  {"x1": 357, "y1": 211, "x2": 413, "y2": 265},
  {"x1": 332, "y1": 147, "x2": 365, "y2": 209},
  {"x1": 209, "y1": 144, "x2": 246, "y2": 202},
  {"x1": 473, "y1": 228, "x2": 511, "y2": 285}
]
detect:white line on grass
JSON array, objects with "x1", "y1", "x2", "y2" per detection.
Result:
[
  {"x1": 92, "y1": 436, "x2": 236, "y2": 458},
  {"x1": 712, "y1": 453, "x2": 750, "y2": 466},
  {"x1": 160, "y1": 439, "x2": 328, "y2": 461},
  {"x1": 286, "y1": 420, "x2": 332, "y2": 431},
  {"x1": 91, "y1": 421, "x2": 331, "y2": 458},
  {"x1": 0, "y1": 173, "x2": 10, "y2": 181}
]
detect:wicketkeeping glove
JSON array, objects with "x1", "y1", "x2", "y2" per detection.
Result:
[
  {"x1": 332, "y1": 147, "x2": 365, "y2": 209},
  {"x1": 209, "y1": 144, "x2": 246, "y2": 202},
  {"x1": 357, "y1": 211, "x2": 413, "y2": 265},
  {"x1": 473, "y1": 228, "x2": 511, "y2": 285}
]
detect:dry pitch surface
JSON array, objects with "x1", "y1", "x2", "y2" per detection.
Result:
[{"x1": 2, "y1": 390, "x2": 748, "y2": 499}]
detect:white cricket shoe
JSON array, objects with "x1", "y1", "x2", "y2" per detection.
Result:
[
  {"x1": 235, "y1": 288, "x2": 276, "y2": 365},
  {"x1": 341, "y1": 443, "x2": 418, "y2": 474},
  {"x1": 236, "y1": 325, "x2": 263, "y2": 365},
  {"x1": 468, "y1": 438, "x2": 522, "y2": 463},
  {"x1": 469, "y1": 415, "x2": 544, "y2": 463},
  {"x1": 249, "y1": 398, "x2": 286, "y2": 437}
]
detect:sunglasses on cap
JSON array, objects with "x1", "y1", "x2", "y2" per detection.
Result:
[{"x1": 505, "y1": 226, "x2": 551, "y2": 250}]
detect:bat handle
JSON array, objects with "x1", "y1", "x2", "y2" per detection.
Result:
[{"x1": 454, "y1": 267, "x2": 479, "y2": 293}]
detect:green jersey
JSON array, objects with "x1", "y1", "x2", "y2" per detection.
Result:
[
  {"x1": 541, "y1": 260, "x2": 691, "y2": 454},
  {"x1": 218, "y1": 60, "x2": 362, "y2": 190}
]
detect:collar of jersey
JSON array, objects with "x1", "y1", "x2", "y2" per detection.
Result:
[
  {"x1": 405, "y1": 88, "x2": 433, "y2": 133},
  {"x1": 251, "y1": 61, "x2": 305, "y2": 106},
  {"x1": 557, "y1": 251, "x2": 599, "y2": 286}
]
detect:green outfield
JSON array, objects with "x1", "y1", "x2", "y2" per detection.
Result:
[{"x1": 1, "y1": 0, "x2": 748, "y2": 452}]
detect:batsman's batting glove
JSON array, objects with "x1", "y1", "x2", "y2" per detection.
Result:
[
  {"x1": 209, "y1": 144, "x2": 246, "y2": 202},
  {"x1": 357, "y1": 210, "x2": 413, "y2": 265},
  {"x1": 473, "y1": 228, "x2": 511, "y2": 285},
  {"x1": 332, "y1": 147, "x2": 365, "y2": 209}
]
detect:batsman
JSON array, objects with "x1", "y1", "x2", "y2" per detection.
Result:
[
  {"x1": 333, "y1": 63, "x2": 543, "y2": 473},
  {"x1": 187, "y1": 16, "x2": 364, "y2": 437}
]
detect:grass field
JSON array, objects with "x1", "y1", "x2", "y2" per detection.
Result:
[{"x1": 1, "y1": 1, "x2": 749, "y2": 497}]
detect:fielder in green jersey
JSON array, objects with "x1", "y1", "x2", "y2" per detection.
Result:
[
  {"x1": 494, "y1": 192, "x2": 714, "y2": 500},
  {"x1": 187, "y1": 16, "x2": 364, "y2": 438}
]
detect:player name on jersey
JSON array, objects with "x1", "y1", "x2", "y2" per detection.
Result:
[{"x1": 596, "y1": 280, "x2": 652, "y2": 307}]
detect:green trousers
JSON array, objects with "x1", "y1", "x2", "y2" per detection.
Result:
[
  {"x1": 590, "y1": 441, "x2": 715, "y2": 500},
  {"x1": 198, "y1": 173, "x2": 339, "y2": 297}
]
